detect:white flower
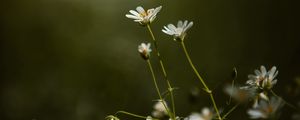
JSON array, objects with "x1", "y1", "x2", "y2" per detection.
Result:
[
  {"x1": 244, "y1": 66, "x2": 278, "y2": 90},
  {"x1": 247, "y1": 97, "x2": 284, "y2": 119},
  {"x1": 184, "y1": 108, "x2": 213, "y2": 120},
  {"x1": 105, "y1": 115, "x2": 119, "y2": 120},
  {"x1": 169, "y1": 116, "x2": 180, "y2": 120},
  {"x1": 152, "y1": 100, "x2": 169, "y2": 118},
  {"x1": 138, "y1": 43, "x2": 152, "y2": 60},
  {"x1": 126, "y1": 6, "x2": 162, "y2": 26},
  {"x1": 162, "y1": 20, "x2": 193, "y2": 41},
  {"x1": 146, "y1": 116, "x2": 153, "y2": 120},
  {"x1": 184, "y1": 113, "x2": 202, "y2": 120}
]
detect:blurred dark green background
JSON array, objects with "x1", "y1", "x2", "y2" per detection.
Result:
[{"x1": 1, "y1": 0, "x2": 299, "y2": 120}]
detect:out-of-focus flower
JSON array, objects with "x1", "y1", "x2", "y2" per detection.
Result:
[
  {"x1": 138, "y1": 43, "x2": 152, "y2": 60},
  {"x1": 162, "y1": 20, "x2": 193, "y2": 41},
  {"x1": 146, "y1": 116, "x2": 153, "y2": 120},
  {"x1": 184, "y1": 107, "x2": 213, "y2": 120},
  {"x1": 152, "y1": 100, "x2": 169, "y2": 118},
  {"x1": 224, "y1": 84, "x2": 256, "y2": 103},
  {"x1": 244, "y1": 66, "x2": 278, "y2": 90},
  {"x1": 105, "y1": 115, "x2": 119, "y2": 120},
  {"x1": 252, "y1": 92, "x2": 269, "y2": 108},
  {"x1": 126, "y1": 6, "x2": 162, "y2": 26},
  {"x1": 185, "y1": 113, "x2": 202, "y2": 120},
  {"x1": 292, "y1": 114, "x2": 300, "y2": 120},
  {"x1": 247, "y1": 97, "x2": 284, "y2": 119},
  {"x1": 169, "y1": 116, "x2": 181, "y2": 120}
]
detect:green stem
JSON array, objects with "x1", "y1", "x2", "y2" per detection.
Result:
[
  {"x1": 221, "y1": 103, "x2": 239, "y2": 119},
  {"x1": 227, "y1": 69, "x2": 237, "y2": 105},
  {"x1": 147, "y1": 24, "x2": 176, "y2": 119},
  {"x1": 147, "y1": 60, "x2": 173, "y2": 119},
  {"x1": 114, "y1": 111, "x2": 148, "y2": 120},
  {"x1": 180, "y1": 41, "x2": 222, "y2": 120}
]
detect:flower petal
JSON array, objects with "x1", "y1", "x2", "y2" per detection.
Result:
[
  {"x1": 260, "y1": 66, "x2": 267, "y2": 76},
  {"x1": 184, "y1": 21, "x2": 193, "y2": 32},
  {"x1": 129, "y1": 10, "x2": 140, "y2": 16},
  {"x1": 162, "y1": 30, "x2": 173, "y2": 35},
  {"x1": 167, "y1": 24, "x2": 177, "y2": 31},
  {"x1": 248, "y1": 110, "x2": 265, "y2": 119},
  {"x1": 177, "y1": 20, "x2": 183, "y2": 28},
  {"x1": 126, "y1": 14, "x2": 140, "y2": 19},
  {"x1": 136, "y1": 6, "x2": 145, "y2": 13}
]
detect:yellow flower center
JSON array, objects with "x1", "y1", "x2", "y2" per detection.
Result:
[{"x1": 139, "y1": 12, "x2": 148, "y2": 17}]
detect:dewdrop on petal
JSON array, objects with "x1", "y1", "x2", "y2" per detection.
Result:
[{"x1": 138, "y1": 43, "x2": 152, "y2": 60}]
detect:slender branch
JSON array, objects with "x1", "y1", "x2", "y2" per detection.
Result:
[
  {"x1": 115, "y1": 111, "x2": 147, "y2": 119},
  {"x1": 180, "y1": 42, "x2": 209, "y2": 90},
  {"x1": 146, "y1": 24, "x2": 176, "y2": 119},
  {"x1": 210, "y1": 94, "x2": 222, "y2": 120},
  {"x1": 147, "y1": 60, "x2": 173, "y2": 118},
  {"x1": 222, "y1": 103, "x2": 240, "y2": 119},
  {"x1": 180, "y1": 41, "x2": 222, "y2": 120},
  {"x1": 227, "y1": 69, "x2": 237, "y2": 105}
]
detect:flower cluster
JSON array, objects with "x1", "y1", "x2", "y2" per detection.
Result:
[
  {"x1": 240, "y1": 66, "x2": 279, "y2": 107},
  {"x1": 224, "y1": 66, "x2": 286, "y2": 119},
  {"x1": 126, "y1": 6, "x2": 194, "y2": 41},
  {"x1": 106, "y1": 1, "x2": 294, "y2": 120}
]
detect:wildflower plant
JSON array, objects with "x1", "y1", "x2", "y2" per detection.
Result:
[{"x1": 106, "y1": 1, "x2": 297, "y2": 120}]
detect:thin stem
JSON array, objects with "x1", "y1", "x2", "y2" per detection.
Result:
[
  {"x1": 226, "y1": 68, "x2": 237, "y2": 105},
  {"x1": 180, "y1": 42, "x2": 209, "y2": 90},
  {"x1": 210, "y1": 94, "x2": 222, "y2": 120},
  {"x1": 147, "y1": 60, "x2": 173, "y2": 118},
  {"x1": 147, "y1": 24, "x2": 176, "y2": 119},
  {"x1": 270, "y1": 90, "x2": 297, "y2": 110},
  {"x1": 226, "y1": 78, "x2": 235, "y2": 105},
  {"x1": 115, "y1": 111, "x2": 147, "y2": 119},
  {"x1": 115, "y1": 111, "x2": 159, "y2": 120},
  {"x1": 222, "y1": 103, "x2": 240, "y2": 119},
  {"x1": 180, "y1": 41, "x2": 222, "y2": 120}
]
